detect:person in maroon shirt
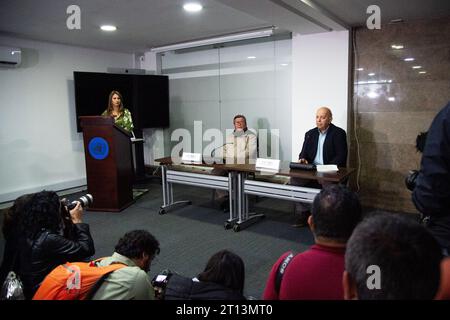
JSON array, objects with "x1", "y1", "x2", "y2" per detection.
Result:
[{"x1": 263, "y1": 184, "x2": 361, "y2": 300}]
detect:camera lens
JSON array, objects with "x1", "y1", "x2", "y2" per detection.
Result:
[
  {"x1": 79, "y1": 194, "x2": 93, "y2": 207},
  {"x1": 65, "y1": 194, "x2": 94, "y2": 210}
]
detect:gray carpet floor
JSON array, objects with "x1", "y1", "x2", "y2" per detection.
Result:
[{"x1": 83, "y1": 181, "x2": 315, "y2": 299}]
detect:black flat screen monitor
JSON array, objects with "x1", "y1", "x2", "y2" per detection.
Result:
[{"x1": 73, "y1": 71, "x2": 169, "y2": 132}]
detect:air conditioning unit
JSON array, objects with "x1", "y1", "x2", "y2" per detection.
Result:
[{"x1": 0, "y1": 46, "x2": 21, "y2": 67}]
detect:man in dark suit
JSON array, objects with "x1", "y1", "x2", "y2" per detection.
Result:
[
  {"x1": 292, "y1": 107, "x2": 348, "y2": 227},
  {"x1": 412, "y1": 101, "x2": 450, "y2": 256}
]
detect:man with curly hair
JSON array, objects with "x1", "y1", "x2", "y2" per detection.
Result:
[{"x1": 90, "y1": 230, "x2": 160, "y2": 300}]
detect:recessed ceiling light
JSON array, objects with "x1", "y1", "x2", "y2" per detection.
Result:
[
  {"x1": 247, "y1": 56, "x2": 256, "y2": 59},
  {"x1": 183, "y1": 3, "x2": 203, "y2": 12},
  {"x1": 419, "y1": 71, "x2": 427, "y2": 74},
  {"x1": 280, "y1": 63, "x2": 288, "y2": 66},
  {"x1": 100, "y1": 25, "x2": 117, "y2": 31},
  {"x1": 368, "y1": 73, "x2": 375, "y2": 76},
  {"x1": 356, "y1": 68, "x2": 364, "y2": 71},
  {"x1": 391, "y1": 44, "x2": 404, "y2": 50},
  {"x1": 404, "y1": 57, "x2": 414, "y2": 62},
  {"x1": 388, "y1": 97, "x2": 396, "y2": 101},
  {"x1": 412, "y1": 65, "x2": 422, "y2": 69}
]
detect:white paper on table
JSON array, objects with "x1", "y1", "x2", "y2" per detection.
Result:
[{"x1": 316, "y1": 164, "x2": 339, "y2": 172}]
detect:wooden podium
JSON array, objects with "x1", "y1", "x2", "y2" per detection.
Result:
[{"x1": 80, "y1": 116, "x2": 134, "y2": 212}]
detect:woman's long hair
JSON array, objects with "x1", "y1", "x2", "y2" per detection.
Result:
[
  {"x1": 106, "y1": 90, "x2": 124, "y2": 115},
  {"x1": 197, "y1": 250, "x2": 245, "y2": 294},
  {"x1": 20, "y1": 191, "x2": 62, "y2": 239}
]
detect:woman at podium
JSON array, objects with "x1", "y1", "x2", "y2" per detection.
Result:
[{"x1": 102, "y1": 90, "x2": 134, "y2": 133}]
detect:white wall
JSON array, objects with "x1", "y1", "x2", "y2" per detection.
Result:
[
  {"x1": 0, "y1": 36, "x2": 133, "y2": 203},
  {"x1": 291, "y1": 31, "x2": 349, "y2": 160},
  {"x1": 138, "y1": 51, "x2": 167, "y2": 166},
  {"x1": 142, "y1": 51, "x2": 158, "y2": 71}
]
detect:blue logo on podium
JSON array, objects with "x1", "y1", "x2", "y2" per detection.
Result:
[{"x1": 88, "y1": 137, "x2": 109, "y2": 160}]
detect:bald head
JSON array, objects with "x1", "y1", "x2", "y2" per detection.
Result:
[{"x1": 316, "y1": 107, "x2": 332, "y2": 132}]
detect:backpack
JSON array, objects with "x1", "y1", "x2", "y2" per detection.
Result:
[
  {"x1": 32, "y1": 259, "x2": 125, "y2": 300},
  {"x1": 0, "y1": 250, "x2": 25, "y2": 300},
  {"x1": 1, "y1": 271, "x2": 25, "y2": 300}
]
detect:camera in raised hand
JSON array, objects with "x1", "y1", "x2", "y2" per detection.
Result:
[
  {"x1": 63, "y1": 194, "x2": 94, "y2": 210},
  {"x1": 59, "y1": 194, "x2": 92, "y2": 239}
]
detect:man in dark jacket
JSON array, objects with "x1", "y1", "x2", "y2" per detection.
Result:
[
  {"x1": 292, "y1": 107, "x2": 348, "y2": 227},
  {"x1": 413, "y1": 102, "x2": 450, "y2": 256},
  {"x1": 17, "y1": 190, "x2": 95, "y2": 299},
  {"x1": 298, "y1": 107, "x2": 347, "y2": 167}
]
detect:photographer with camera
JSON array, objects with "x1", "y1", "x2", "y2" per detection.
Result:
[
  {"x1": 412, "y1": 102, "x2": 450, "y2": 256},
  {"x1": 90, "y1": 230, "x2": 160, "y2": 300},
  {"x1": 15, "y1": 190, "x2": 95, "y2": 299},
  {"x1": 59, "y1": 194, "x2": 93, "y2": 240}
]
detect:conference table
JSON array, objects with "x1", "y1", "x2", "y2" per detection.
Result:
[
  {"x1": 155, "y1": 157, "x2": 354, "y2": 232},
  {"x1": 156, "y1": 157, "x2": 240, "y2": 228},
  {"x1": 224, "y1": 162, "x2": 354, "y2": 231}
]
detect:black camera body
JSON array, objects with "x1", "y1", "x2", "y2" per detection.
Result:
[
  {"x1": 151, "y1": 270, "x2": 172, "y2": 300},
  {"x1": 59, "y1": 194, "x2": 93, "y2": 239},
  {"x1": 405, "y1": 170, "x2": 419, "y2": 191}
]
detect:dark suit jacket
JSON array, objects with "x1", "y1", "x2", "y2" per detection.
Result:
[
  {"x1": 298, "y1": 123, "x2": 348, "y2": 167},
  {"x1": 412, "y1": 102, "x2": 450, "y2": 249}
]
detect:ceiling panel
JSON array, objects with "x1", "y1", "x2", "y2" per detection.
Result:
[
  {"x1": 0, "y1": 0, "x2": 269, "y2": 52},
  {"x1": 0, "y1": 0, "x2": 449, "y2": 53}
]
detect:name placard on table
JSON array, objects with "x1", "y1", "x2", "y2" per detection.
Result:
[
  {"x1": 255, "y1": 158, "x2": 280, "y2": 172},
  {"x1": 316, "y1": 164, "x2": 339, "y2": 172},
  {"x1": 181, "y1": 152, "x2": 202, "y2": 164}
]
